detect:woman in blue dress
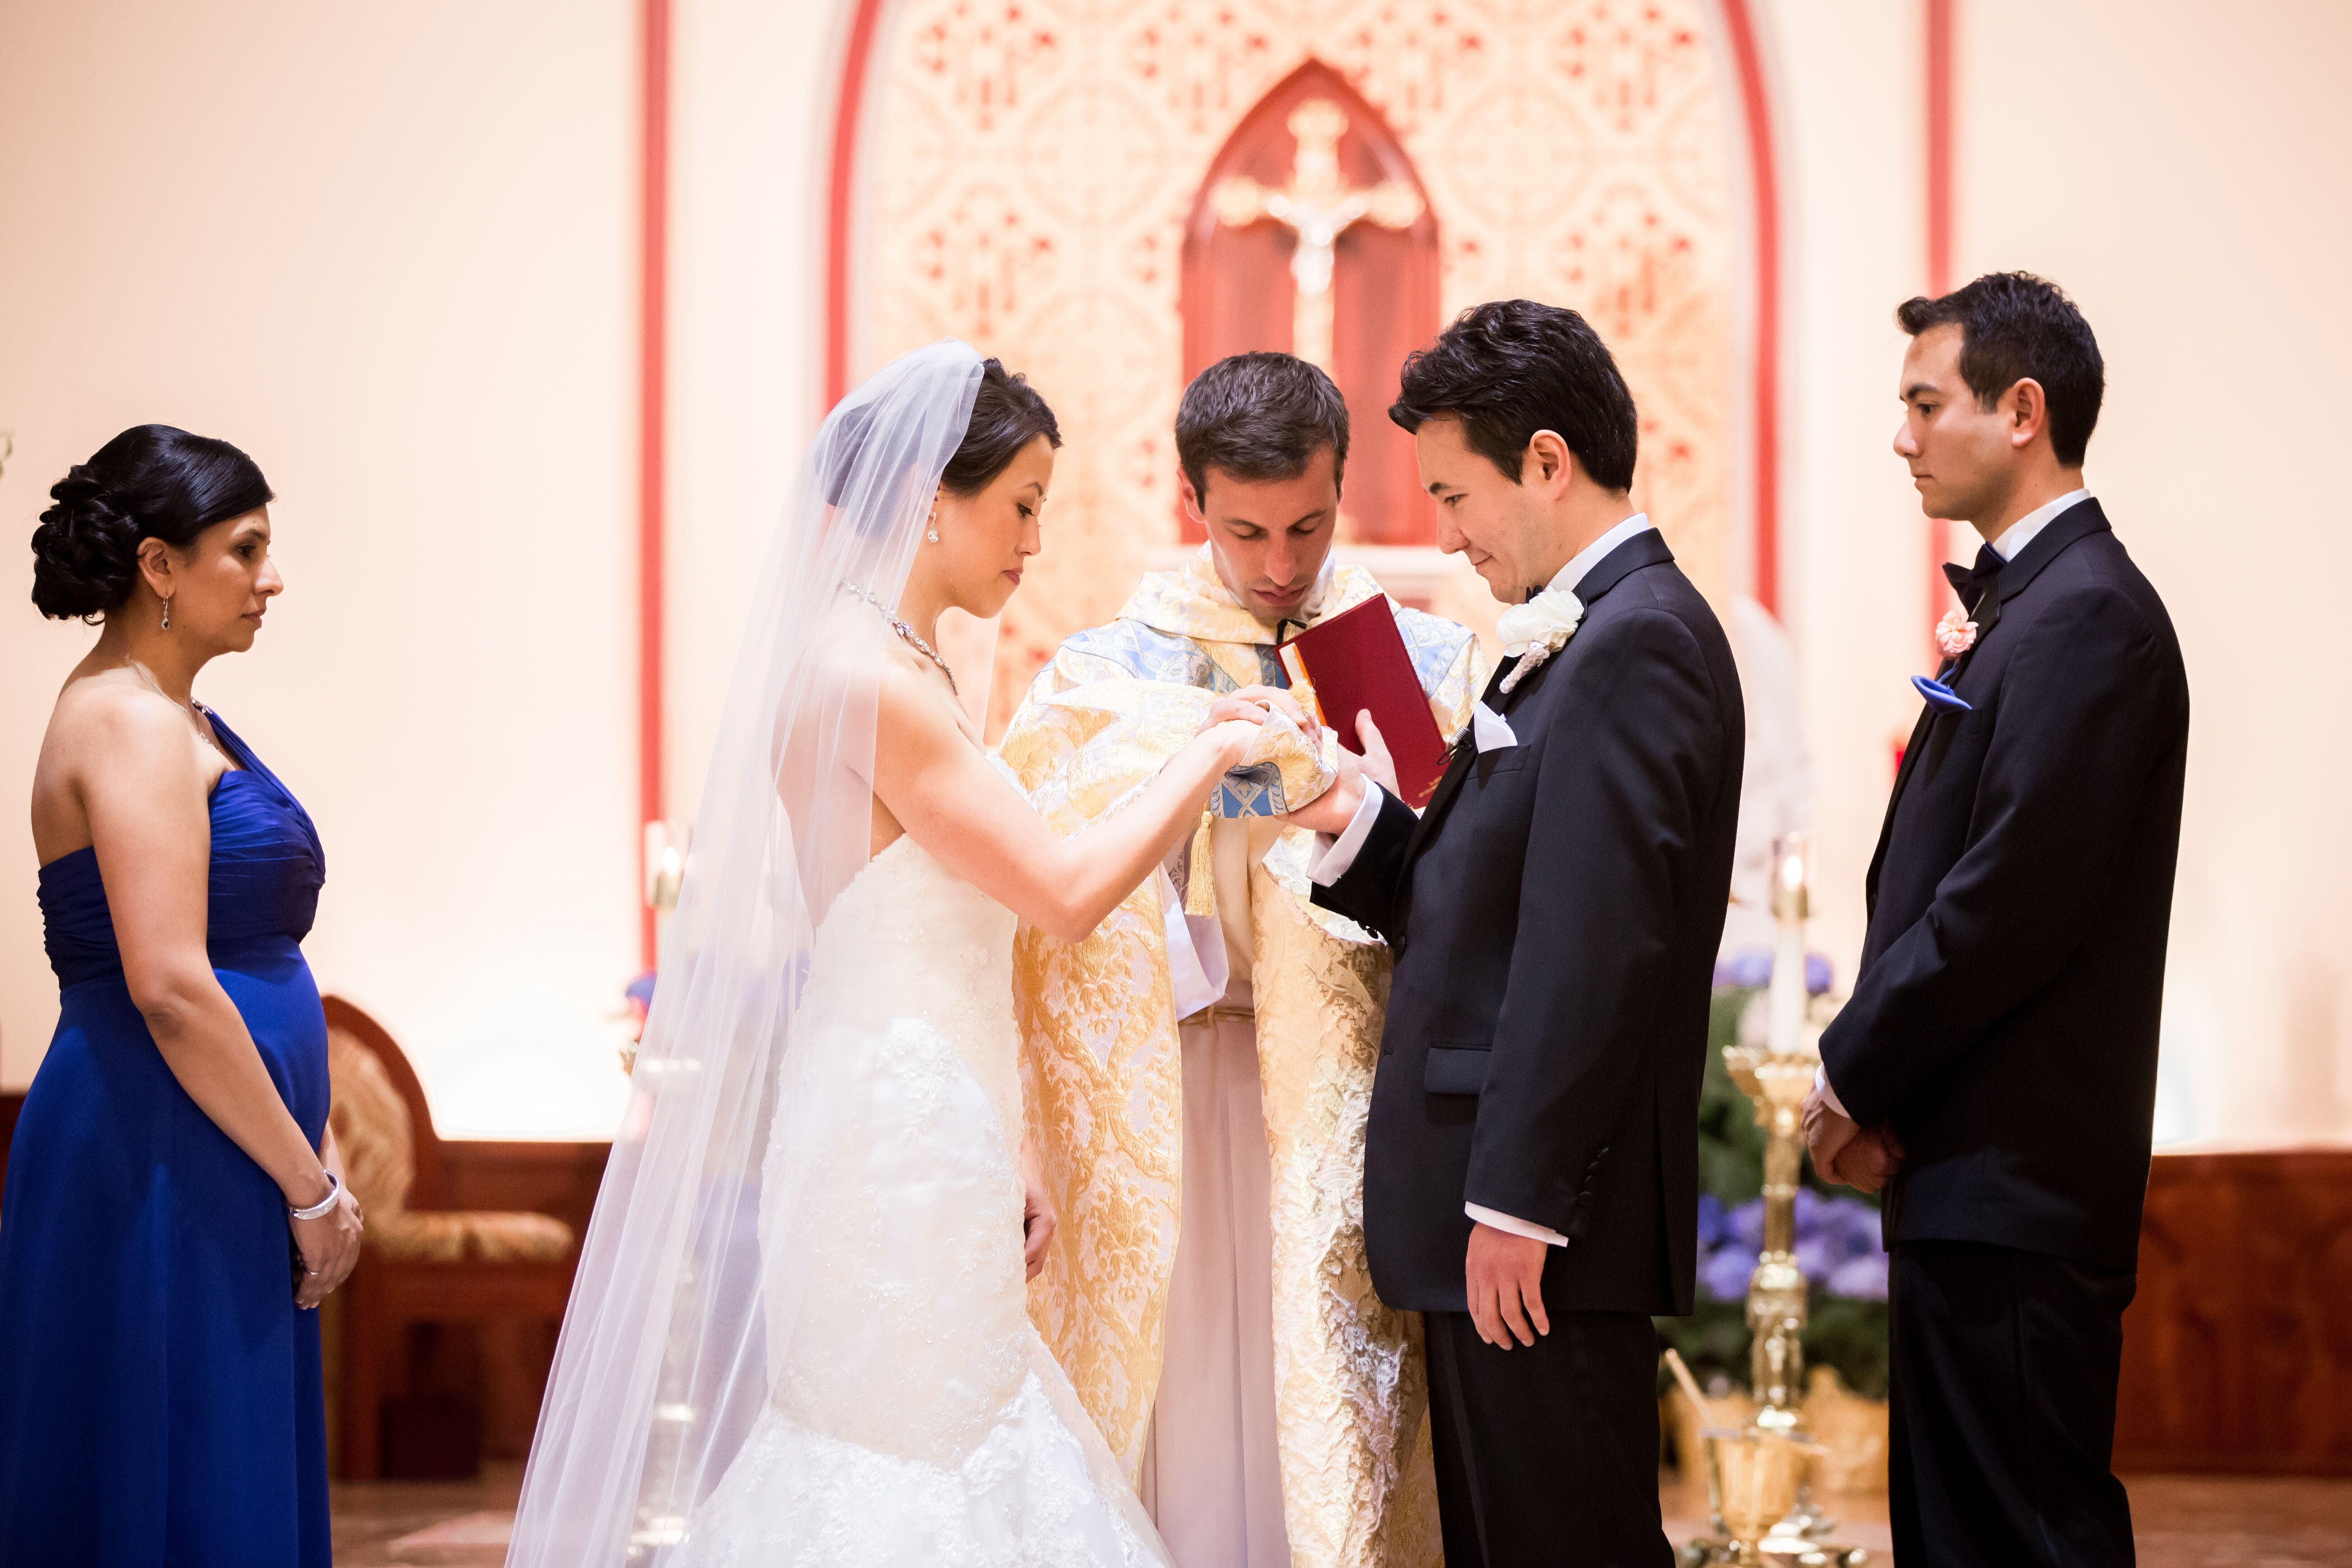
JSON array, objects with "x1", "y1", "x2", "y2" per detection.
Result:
[{"x1": 3, "y1": 425, "x2": 362, "y2": 1565}]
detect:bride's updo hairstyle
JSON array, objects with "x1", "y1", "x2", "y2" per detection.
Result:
[
  {"x1": 939, "y1": 358, "x2": 1060, "y2": 495},
  {"x1": 31, "y1": 424, "x2": 274, "y2": 623}
]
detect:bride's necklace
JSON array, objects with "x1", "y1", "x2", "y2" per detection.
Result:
[{"x1": 840, "y1": 583, "x2": 958, "y2": 696}]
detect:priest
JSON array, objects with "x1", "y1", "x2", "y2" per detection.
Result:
[{"x1": 999, "y1": 353, "x2": 1482, "y2": 1568}]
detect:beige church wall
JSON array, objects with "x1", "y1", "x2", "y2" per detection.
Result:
[
  {"x1": 1765, "y1": 0, "x2": 2352, "y2": 1149},
  {"x1": 1761, "y1": 0, "x2": 1933, "y2": 1013},
  {"x1": 0, "y1": 0, "x2": 643, "y2": 1136},
  {"x1": 1950, "y1": 0, "x2": 2352, "y2": 1148},
  {"x1": 661, "y1": 0, "x2": 840, "y2": 830},
  {"x1": 853, "y1": 0, "x2": 1748, "y2": 735}
]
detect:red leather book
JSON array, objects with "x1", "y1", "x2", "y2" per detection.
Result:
[{"x1": 1277, "y1": 596, "x2": 1452, "y2": 809}]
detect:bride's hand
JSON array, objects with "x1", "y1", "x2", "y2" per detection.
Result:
[
  {"x1": 1019, "y1": 1137, "x2": 1056, "y2": 1280},
  {"x1": 1203, "y1": 684, "x2": 1313, "y2": 738}
]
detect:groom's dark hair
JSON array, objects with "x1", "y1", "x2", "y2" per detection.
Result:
[
  {"x1": 1176, "y1": 353, "x2": 1350, "y2": 503},
  {"x1": 1389, "y1": 301, "x2": 1638, "y2": 491},
  {"x1": 1897, "y1": 272, "x2": 2104, "y2": 467}
]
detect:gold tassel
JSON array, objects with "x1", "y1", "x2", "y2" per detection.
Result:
[{"x1": 1184, "y1": 806, "x2": 1217, "y2": 919}]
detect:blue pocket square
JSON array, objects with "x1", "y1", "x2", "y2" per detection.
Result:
[{"x1": 1911, "y1": 673, "x2": 1973, "y2": 712}]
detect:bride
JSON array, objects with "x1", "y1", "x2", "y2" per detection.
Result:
[{"x1": 507, "y1": 342, "x2": 1276, "y2": 1566}]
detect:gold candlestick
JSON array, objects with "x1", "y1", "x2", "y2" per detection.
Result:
[{"x1": 1680, "y1": 835, "x2": 1867, "y2": 1568}]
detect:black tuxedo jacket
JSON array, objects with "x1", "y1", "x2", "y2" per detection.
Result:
[
  {"x1": 1820, "y1": 499, "x2": 2188, "y2": 1273},
  {"x1": 1314, "y1": 530, "x2": 1743, "y2": 1315}
]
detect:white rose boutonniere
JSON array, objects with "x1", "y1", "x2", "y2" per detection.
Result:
[{"x1": 1492, "y1": 587, "x2": 1586, "y2": 694}]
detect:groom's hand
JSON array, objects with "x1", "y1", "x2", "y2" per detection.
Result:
[
  {"x1": 1350, "y1": 711, "x2": 1400, "y2": 799},
  {"x1": 1280, "y1": 708, "x2": 1392, "y2": 836},
  {"x1": 1280, "y1": 746, "x2": 1362, "y2": 835},
  {"x1": 1465, "y1": 1223, "x2": 1551, "y2": 1349}
]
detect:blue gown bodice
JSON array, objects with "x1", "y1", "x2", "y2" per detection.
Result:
[{"x1": 37, "y1": 709, "x2": 324, "y2": 990}]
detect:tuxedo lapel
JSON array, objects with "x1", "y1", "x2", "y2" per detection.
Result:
[
  {"x1": 1573, "y1": 526, "x2": 1675, "y2": 603},
  {"x1": 1399, "y1": 530, "x2": 1677, "y2": 872},
  {"x1": 1871, "y1": 500, "x2": 2113, "y2": 907},
  {"x1": 1867, "y1": 707, "x2": 1936, "y2": 909},
  {"x1": 1406, "y1": 655, "x2": 1517, "y2": 865}
]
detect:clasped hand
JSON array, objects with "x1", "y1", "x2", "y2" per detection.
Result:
[
  {"x1": 289, "y1": 1184, "x2": 365, "y2": 1311},
  {"x1": 1800, "y1": 1083, "x2": 1906, "y2": 1194}
]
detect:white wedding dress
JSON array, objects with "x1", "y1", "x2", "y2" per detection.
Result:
[{"x1": 676, "y1": 813, "x2": 1169, "y2": 1568}]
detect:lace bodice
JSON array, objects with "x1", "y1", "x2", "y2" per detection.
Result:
[{"x1": 797, "y1": 829, "x2": 1023, "y2": 1142}]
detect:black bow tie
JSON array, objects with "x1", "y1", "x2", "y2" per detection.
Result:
[{"x1": 1941, "y1": 544, "x2": 2004, "y2": 612}]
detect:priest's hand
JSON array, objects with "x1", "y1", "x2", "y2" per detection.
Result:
[
  {"x1": 1466, "y1": 1222, "x2": 1551, "y2": 1349},
  {"x1": 1019, "y1": 1135, "x2": 1057, "y2": 1280}
]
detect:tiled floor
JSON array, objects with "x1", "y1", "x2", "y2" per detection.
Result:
[{"x1": 331, "y1": 1466, "x2": 2352, "y2": 1566}]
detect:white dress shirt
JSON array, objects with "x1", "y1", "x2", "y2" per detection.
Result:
[
  {"x1": 1814, "y1": 489, "x2": 2095, "y2": 1121},
  {"x1": 1990, "y1": 487, "x2": 2090, "y2": 563},
  {"x1": 1304, "y1": 515, "x2": 1658, "y2": 1248}
]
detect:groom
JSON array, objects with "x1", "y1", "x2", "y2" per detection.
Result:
[{"x1": 1294, "y1": 301, "x2": 1744, "y2": 1567}]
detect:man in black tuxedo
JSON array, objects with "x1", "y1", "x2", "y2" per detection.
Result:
[
  {"x1": 1286, "y1": 301, "x2": 1744, "y2": 1567},
  {"x1": 1806, "y1": 273, "x2": 2188, "y2": 1568}
]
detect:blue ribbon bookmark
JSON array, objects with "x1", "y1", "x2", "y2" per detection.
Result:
[{"x1": 1911, "y1": 673, "x2": 1972, "y2": 712}]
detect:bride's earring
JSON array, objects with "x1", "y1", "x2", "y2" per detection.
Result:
[
  {"x1": 926, "y1": 511, "x2": 940, "y2": 544},
  {"x1": 160, "y1": 595, "x2": 172, "y2": 631}
]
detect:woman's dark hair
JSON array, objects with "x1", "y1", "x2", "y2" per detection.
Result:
[
  {"x1": 30, "y1": 424, "x2": 273, "y2": 622},
  {"x1": 1175, "y1": 352, "x2": 1350, "y2": 504},
  {"x1": 940, "y1": 358, "x2": 1060, "y2": 496},
  {"x1": 1896, "y1": 272, "x2": 2104, "y2": 467},
  {"x1": 1389, "y1": 300, "x2": 1638, "y2": 492}
]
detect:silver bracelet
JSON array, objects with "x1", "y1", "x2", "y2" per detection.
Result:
[{"x1": 288, "y1": 1172, "x2": 341, "y2": 1221}]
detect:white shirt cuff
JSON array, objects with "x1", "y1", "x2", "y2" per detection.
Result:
[
  {"x1": 1814, "y1": 1064, "x2": 1851, "y2": 1120},
  {"x1": 1306, "y1": 781, "x2": 1384, "y2": 887},
  {"x1": 1465, "y1": 1203, "x2": 1568, "y2": 1247}
]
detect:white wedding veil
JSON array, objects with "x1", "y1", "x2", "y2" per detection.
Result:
[{"x1": 507, "y1": 340, "x2": 986, "y2": 1564}]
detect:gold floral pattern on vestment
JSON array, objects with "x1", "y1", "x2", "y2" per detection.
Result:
[{"x1": 997, "y1": 560, "x2": 1477, "y2": 1568}]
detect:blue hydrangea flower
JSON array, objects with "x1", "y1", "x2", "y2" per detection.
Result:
[
  {"x1": 1699, "y1": 1244, "x2": 1758, "y2": 1304},
  {"x1": 1696, "y1": 1193, "x2": 1732, "y2": 1250},
  {"x1": 1827, "y1": 1253, "x2": 1889, "y2": 1300}
]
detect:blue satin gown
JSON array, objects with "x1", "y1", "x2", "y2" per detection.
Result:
[{"x1": 0, "y1": 710, "x2": 330, "y2": 1565}]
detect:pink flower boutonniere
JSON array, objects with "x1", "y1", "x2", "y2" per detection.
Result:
[{"x1": 1934, "y1": 608, "x2": 1979, "y2": 660}]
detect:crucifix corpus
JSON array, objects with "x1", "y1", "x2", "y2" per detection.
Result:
[{"x1": 1211, "y1": 99, "x2": 1425, "y2": 372}]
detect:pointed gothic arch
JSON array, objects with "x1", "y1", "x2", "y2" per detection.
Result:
[{"x1": 1178, "y1": 61, "x2": 1440, "y2": 546}]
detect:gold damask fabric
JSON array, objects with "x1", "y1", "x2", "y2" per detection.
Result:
[{"x1": 998, "y1": 550, "x2": 1478, "y2": 1568}]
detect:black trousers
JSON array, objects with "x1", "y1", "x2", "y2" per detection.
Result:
[
  {"x1": 1422, "y1": 1308, "x2": 1671, "y2": 1568},
  {"x1": 1890, "y1": 1240, "x2": 2138, "y2": 1568}
]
